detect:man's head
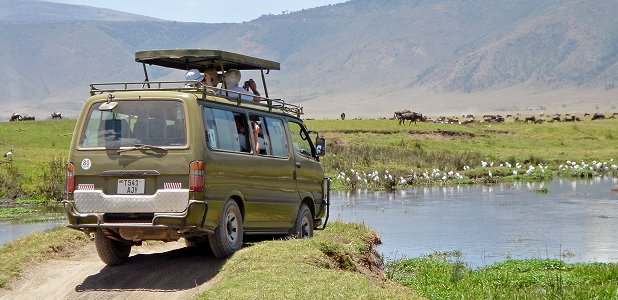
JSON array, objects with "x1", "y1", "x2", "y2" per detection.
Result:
[{"x1": 224, "y1": 69, "x2": 241, "y2": 87}]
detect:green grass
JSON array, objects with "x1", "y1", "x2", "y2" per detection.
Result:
[
  {"x1": 2, "y1": 118, "x2": 618, "y2": 199},
  {"x1": 306, "y1": 119, "x2": 618, "y2": 172},
  {"x1": 387, "y1": 256, "x2": 618, "y2": 299},
  {"x1": 195, "y1": 222, "x2": 419, "y2": 299},
  {"x1": 0, "y1": 227, "x2": 89, "y2": 288},
  {"x1": 0, "y1": 120, "x2": 73, "y2": 201},
  {"x1": 0, "y1": 206, "x2": 64, "y2": 222}
]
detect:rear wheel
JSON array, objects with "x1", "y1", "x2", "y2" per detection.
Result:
[
  {"x1": 290, "y1": 203, "x2": 313, "y2": 238},
  {"x1": 94, "y1": 229, "x2": 131, "y2": 266},
  {"x1": 209, "y1": 200, "x2": 243, "y2": 258}
]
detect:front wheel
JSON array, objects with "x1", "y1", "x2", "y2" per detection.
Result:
[
  {"x1": 290, "y1": 203, "x2": 313, "y2": 239},
  {"x1": 94, "y1": 229, "x2": 131, "y2": 266},
  {"x1": 209, "y1": 200, "x2": 243, "y2": 258}
]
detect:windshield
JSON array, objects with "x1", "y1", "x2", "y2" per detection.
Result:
[{"x1": 79, "y1": 100, "x2": 186, "y2": 149}]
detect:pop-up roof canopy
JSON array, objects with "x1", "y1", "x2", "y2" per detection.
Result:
[{"x1": 135, "y1": 49, "x2": 280, "y2": 71}]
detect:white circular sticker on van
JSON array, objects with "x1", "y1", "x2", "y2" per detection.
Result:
[{"x1": 81, "y1": 158, "x2": 92, "y2": 170}]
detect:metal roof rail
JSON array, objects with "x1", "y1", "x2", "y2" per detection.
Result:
[{"x1": 89, "y1": 81, "x2": 303, "y2": 118}]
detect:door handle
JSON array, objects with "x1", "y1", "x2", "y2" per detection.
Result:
[{"x1": 295, "y1": 162, "x2": 301, "y2": 168}]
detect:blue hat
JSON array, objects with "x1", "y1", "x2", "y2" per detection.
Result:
[{"x1": 185, "y1": 69, "x2": 204, "y2": 82}]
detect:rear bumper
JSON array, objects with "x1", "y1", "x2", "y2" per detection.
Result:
[
  {"x1": 74, "y1": 189, "x2": 190, "y2": 213},
  {"x1": 62, "y1": 199, "x2": 211, "y2": 235}
]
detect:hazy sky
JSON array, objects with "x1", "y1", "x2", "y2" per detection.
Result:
[{"x1": 46, "y1": 0, "x2": 348, "y2": 23}]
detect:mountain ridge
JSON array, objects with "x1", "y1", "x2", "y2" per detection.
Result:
[{"x1": 0, "y1": 0, "x2": 616, "y2": 119}]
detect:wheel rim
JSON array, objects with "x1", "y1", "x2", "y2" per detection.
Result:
[
  {"x1": 300, "y1": 213, "x2": 311, "y2": 238},
  {"x1": 225, "y1": 211, "x2": 239, "y2": 244}
]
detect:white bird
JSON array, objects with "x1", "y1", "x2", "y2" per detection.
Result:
[{"x1": 4, "y1": 149, "x2": 13, "y2": 159}]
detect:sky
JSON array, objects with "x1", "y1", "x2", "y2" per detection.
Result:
[{"x1": 46, "y1": 0, "x2": 348, "y2": 23}]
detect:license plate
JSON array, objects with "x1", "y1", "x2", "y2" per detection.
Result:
[{"x1": 117, "y1": 179, "x2": 145, "y2": 195}]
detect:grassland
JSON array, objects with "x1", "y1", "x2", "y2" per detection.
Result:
[
  {"x1": 306, "y1": 118, "x2": 618, "y2": 171},
  {"x1": 1, "y1": 118, "x2": 617, "y2": 200},
  {"x1": 305, "y1": 118, "x2": 618, "y2": 190},
  {"x1": 387, "y1": 254, "x2": 618, "y2": 299}
]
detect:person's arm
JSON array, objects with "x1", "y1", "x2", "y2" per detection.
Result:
[
  {"x1": 252, "y1": 122, "x2": 261, "y2": 153},
  {"x1": 248, "y1": 79, "x2": 261, "y2": 102}
]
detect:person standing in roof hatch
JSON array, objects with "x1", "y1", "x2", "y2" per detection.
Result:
[
  {"x1": 223, "y1": 69, "x2": 261, "y2": 102},
  {"x1": 202, "y1": 69, "x2": 221, "y2": 94},
  {"x1": 185, "y1": 69, "x2": 204, "y2": 88}
]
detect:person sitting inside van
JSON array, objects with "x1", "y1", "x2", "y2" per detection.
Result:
[
  {"x1": 222, "y1": 69, "x2": 261, "y2": 102},
  {"x1": 234, "y1": 116, "x2": 249, "y2": 152}
]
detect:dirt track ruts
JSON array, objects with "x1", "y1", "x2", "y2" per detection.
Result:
[{"x1": 0, "y1": 241, "x2": 224, "y2": 299}]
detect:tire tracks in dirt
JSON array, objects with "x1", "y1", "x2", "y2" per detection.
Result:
[{"x1": 0, "y1": 241, "x2": 224, "y2": 299}]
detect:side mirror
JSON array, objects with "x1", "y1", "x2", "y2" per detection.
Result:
[{"x1": 315, "y1": 137, "x2": 326, "y2": 156}]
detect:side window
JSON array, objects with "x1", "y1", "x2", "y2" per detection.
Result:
[
  {"x1": 265, "y1": 117, "x2": 288, "y2": 157},
  {"x1": 250, "y1": 115, "x2": 271, "y2": 156},
  {"x1": 202, "y1": 107, "x2": 250, "y2": 153},
  {"x1": 287, "y1": 122, "x2": 313, "y2": 158}
]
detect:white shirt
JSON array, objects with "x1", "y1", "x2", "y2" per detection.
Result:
[{"x1": 222, "y1": 85, "x2": 253, "y2": 101}]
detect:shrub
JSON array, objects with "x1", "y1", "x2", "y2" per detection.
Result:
[{"x1": 37, "y1": 157, "x2": 66, "y2": 203}]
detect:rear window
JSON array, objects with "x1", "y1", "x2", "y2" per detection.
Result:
[{"x1": 79, "y1": 100, "x2": 186, "y2": 148}]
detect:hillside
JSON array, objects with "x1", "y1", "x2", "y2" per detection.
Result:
[
  {"x1": 0, "y1": 0, "x2": 616, "y2": 119},
  {"x1": 0, "y1": 0, "x2": 164, "y2": 21}
]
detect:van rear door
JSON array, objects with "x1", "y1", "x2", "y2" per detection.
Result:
[{"x1": 69, "y1": 99, "x2": 198, "y2": 214}]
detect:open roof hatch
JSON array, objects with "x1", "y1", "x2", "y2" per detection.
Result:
[{"x1": 135, "y1": 49, "x2": 280, "y2": 71}]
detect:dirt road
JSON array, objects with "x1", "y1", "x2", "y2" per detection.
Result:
[{"x1": 0, "y1": 241, "x2": 224, "y2": 299}]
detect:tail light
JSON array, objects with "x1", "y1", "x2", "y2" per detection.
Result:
[
  {"x1": 189, "y1": 161, "x2": 204, "y2": 191},
  {"x1": 66, "y1": 163, "x2": 75, "y2": 194}
]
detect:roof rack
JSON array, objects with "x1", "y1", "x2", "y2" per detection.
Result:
[{"x1": 89, "y1": 81, "x2": 304, "y2": 118}]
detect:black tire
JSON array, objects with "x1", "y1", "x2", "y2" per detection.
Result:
[
  {"x1": 290, "y1": 203, "x2": 313, "y2": 239},
  {"x1": 208, "y1": 200, "x2": 243, "y2": 258},
  {"x1": 94, "y1": 229, "x2": 131, "y2": 266}
]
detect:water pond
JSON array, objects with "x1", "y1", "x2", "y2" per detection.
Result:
[
  {"x1": 2, "y1": 177, "x2": 617, "y2": 269},
  {"x1": 330, "y1": 177, "x2": 618, "y2": 268},
  {"x1": 0, "y1": 220, "x2": 65, "y2": 246}
]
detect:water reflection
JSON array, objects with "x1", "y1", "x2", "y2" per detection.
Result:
[
  {"x1": 0, "y1": 221, "x2": 65, "y2": 246},
  {"x1": 331, "y1": 177, "x2": 618, "y2": 268}
]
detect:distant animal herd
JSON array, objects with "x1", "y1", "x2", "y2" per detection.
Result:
[
  {"x1": 333, "y1": 110, "x2": 618, "y2": 125},
  {"x1": 8, "y1": 112, "x2": 62, "y2": 121}
]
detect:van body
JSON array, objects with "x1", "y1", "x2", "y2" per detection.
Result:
[{"x1": 63, "y1": 49, "x2": 330, "y2": 265}]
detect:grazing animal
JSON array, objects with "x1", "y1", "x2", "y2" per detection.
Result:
[
  {"x1": 552, "y1": 114, "x2": 561, "y2": 122},
  {"x1": 51, "y1": 111, "x2": 62, "y2": 119},
  {"x1": 399, "y1": 112, "x2": 423, "y2": 125},
  {"x1": 394, "y1": 109, "x2": 411, "y2": 120},
  {"x1": 524, "y1": 116, "x2": 536, "y2": 123},
  {"x1": 21, "y1": 115, "x2": 35, "y2": 121},
  {"x1": 4, "y1": 149, "x2": 13, "y2": 159},
  {"x1": 563, "y1": 115, "x2": 576, "y2": 122},
  {"x1": 591, "y1": 113, "x2": 605, "y2": 120},
  {"x1": 340, "y1": 112, "x2": 346, "y2": 120},
  {"x1": 9, "y1": 113, "x2": 21, "y2": 121}
]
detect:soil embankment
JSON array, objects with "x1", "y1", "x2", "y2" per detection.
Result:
[{"x1": 0, "y1": 242, "x2": 223, "y2": 299}]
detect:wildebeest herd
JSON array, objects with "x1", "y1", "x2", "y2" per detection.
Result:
[
  {"x1": 8, "y1": 112, "x2": 62, "y2": 121},
  {"x1": 392, "y1": 109, "x2": 617, "y2": 125}
]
